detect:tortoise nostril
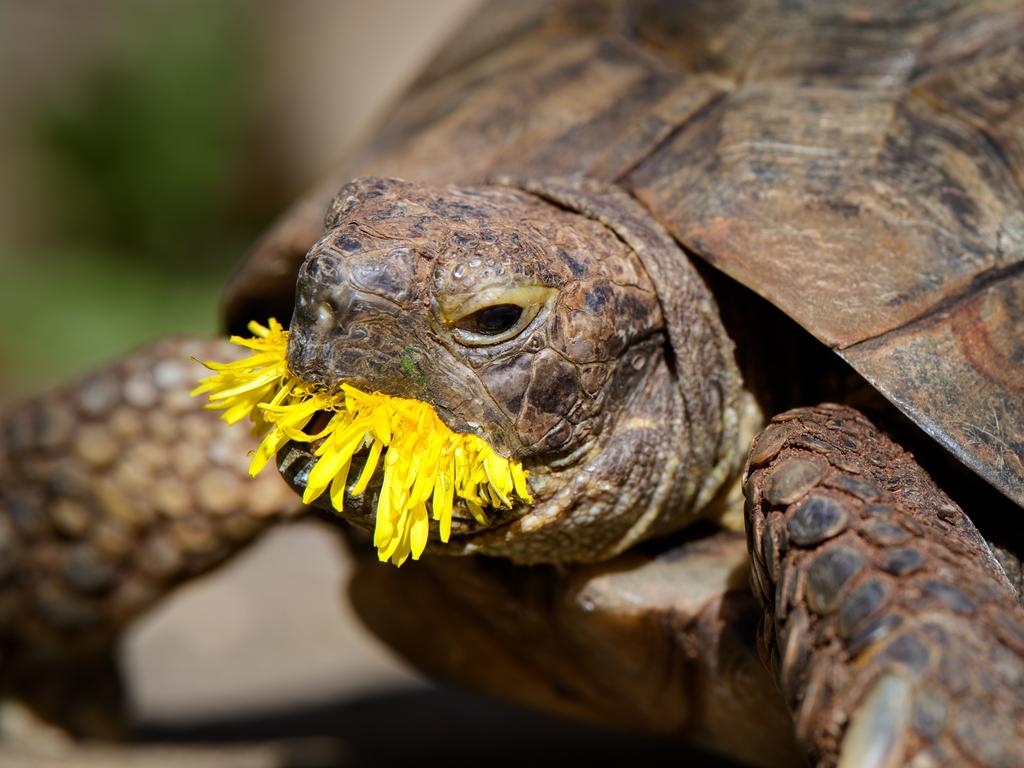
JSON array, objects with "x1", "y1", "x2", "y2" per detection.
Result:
[
  {"x1": 315, "y1": 302, "x2": 333, "y2": 328},
  {"x1": 296, "y1": 275, "x2": 354, "y2": 327}
]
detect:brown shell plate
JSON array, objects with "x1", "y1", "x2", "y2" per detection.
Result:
[{"x1": 229, "y1": 0, "x2": 1024, "y2": 507}]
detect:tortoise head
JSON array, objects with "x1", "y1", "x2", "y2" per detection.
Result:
[{"x1": 282, "y1": 176, "x2": 749, "y2": 563}]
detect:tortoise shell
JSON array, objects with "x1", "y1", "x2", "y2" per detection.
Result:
[{"x1": 224, "y1": 0, "x2": 1024, "y2": 507}]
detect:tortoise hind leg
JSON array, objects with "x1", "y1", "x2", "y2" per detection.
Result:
[
  {"x1": 0, "y1": 338, "x2": 303, "y2": 737},
  {"x1": 744, "y1": 405, "x2": 1024, "y2": 767}
]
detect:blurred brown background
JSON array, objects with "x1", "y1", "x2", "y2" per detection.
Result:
[
  {"x1": 0, "y1": 0, "x2": 480, "y2": 738},
  {"x1": 0, "y1": 0, "x2": 480, "y2": 404}
]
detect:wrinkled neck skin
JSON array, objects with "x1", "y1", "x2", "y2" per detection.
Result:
[
  {"x1": 458, "y1": 338, "x2": 719, "y2": 563},
  {"x1": 282, "y1": 176, "x2": 753, "y2": 565}
]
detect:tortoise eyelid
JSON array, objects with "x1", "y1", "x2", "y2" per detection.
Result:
[
  {"x1": 442, "y1": 286, "x2": 556, "y2": 347},
  {"x1": 438, "y1": 285, "x2": 556, "y2": 324}
]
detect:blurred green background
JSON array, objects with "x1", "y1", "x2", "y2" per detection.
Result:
[
  {"x1": 1, "y1": 2, "x2": 271, "y2": 402},
  {"x1": 0, "y1": 0, "x2": 476, "y2": 405}
]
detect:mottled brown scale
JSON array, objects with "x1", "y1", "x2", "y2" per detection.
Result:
[
  {"x1": 0, "y1": 340, "x2": 302, "y2": 734},
  {"x1": 746, "y1": 406, "x2": 1024, "y2": 766}
]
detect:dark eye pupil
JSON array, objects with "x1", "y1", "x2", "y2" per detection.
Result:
[{"x1": 468, "y1": 304, "x2": 522, "y2": 334}]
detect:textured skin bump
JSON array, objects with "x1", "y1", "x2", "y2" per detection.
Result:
[
  {"x1": 0, "y1": 338, "x2": 302, "y2": 732},
  {"x1": 744, "y1": 405, "x2": 1024, "y2": 767}
]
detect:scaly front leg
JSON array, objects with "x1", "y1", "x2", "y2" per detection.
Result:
[
  {"x1": 745, "y1": 405, "x2": 1024, "y2": 767},
  {"x1": 0, "y1": 338, "x2": 303, "y2": 737}
]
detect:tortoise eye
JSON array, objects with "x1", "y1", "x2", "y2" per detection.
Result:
[
  {"x1": 442, "y1": 285, "x2": 555, "y2": 347},
  {"x1": 456, "y1": 304, "x2": 523, "y2": 335}
]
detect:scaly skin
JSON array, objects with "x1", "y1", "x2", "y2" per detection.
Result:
[
  {"x1": 746, "y1": 405, "x2": 1024, "y2": 766},
  {"x1": 0, "y1": 339, "x2": 302, "y2": 736}
]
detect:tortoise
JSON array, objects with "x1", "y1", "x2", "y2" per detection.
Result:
[{"x1": 2, "y1": 1, "x2": 1024, "y2": 765}]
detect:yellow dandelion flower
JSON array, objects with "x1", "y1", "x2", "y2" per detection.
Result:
[{"x1": 191, "y1": 318, "x2": 532, "y2": 566}]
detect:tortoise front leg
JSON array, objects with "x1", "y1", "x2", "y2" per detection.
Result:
[
  {"x1": 0, "y1": 338, "x2": 303, "y2": 737},
  {"x1": 745, "y1": 405, "x2": 1024, "y2": 767}
]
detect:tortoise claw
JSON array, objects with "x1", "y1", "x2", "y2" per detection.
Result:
[{"x1": 836, "y1": 674, "x2": 912, "y2": 768}]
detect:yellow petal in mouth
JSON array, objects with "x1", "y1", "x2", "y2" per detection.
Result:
[{"x1": 191, "y1": 318, "x2": 532, "y2": 565}]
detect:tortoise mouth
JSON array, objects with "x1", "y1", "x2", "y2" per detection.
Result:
[
  {"x1": 275, "y1": 411, "x2": 523, "y2": 541},
  {"x1": 193, "y1": 317, "x2": 533, "y2": 565}
]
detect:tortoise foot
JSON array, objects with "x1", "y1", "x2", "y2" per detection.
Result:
[{"x1": 745, "y1": 404, "x2": 1024, "y2": 767}]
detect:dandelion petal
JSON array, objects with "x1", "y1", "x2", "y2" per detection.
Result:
[{"x1": 192, "y1": 318, "x2": 532, "y2": 567}]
